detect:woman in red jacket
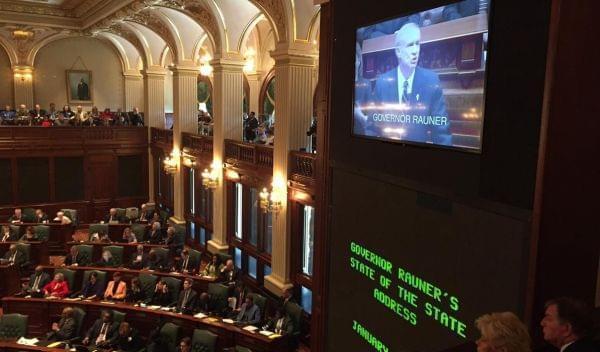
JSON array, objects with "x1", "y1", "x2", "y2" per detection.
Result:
[{"x1": 43, "y1": 272, "x2": 70, "y2": 298}]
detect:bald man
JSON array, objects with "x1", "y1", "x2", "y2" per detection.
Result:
[{"x1": 369, "y1": 22, "x2": 450, "y2": 145}]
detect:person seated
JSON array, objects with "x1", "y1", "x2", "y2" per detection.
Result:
[
  {"x1": 78, "y1": 271, "x2": 105, "y2": 299},
  {"x1": 263, "y1": 307, "x2": 294, "y2": 336},
  {"x1": 40, "y1": 115, "x2": 52, "y2": 127},
  {"x1": 30, "y1": 104, "x2": 46, "y2": 124},
  {"x1": 228, "y1": 282, "x2": 249, "y2": 315},
  {"x1": 173, "y1": 249, "x2": 197, "y2": 274},
  {"x1": 145, "y1": 249, "x2": 168, "y2": 271},
  {"x1": 176, "y1": 337, "x2": 191, "y2": 352},
  {"x1": 22, "y1": 265, "x2": 51, "y2": 295},
  {"x1": 129, "y1": 107, "x2": 144, "y2": 126},
  {"x1": 176, "y1": 278, "x2": 197, "y2": 315},
  {"x1": 46, "y1": 307, "x2": 76, "y2": 341},
  {"x1": 64, "y1": 246, "x2": 88, "y2": 267},
  {"x1": 105, "y1": 208, "x2": 125, "y2": 224},
  {"x1": 148, "y1": 222, "x2": 163, "y2": 244},
  {"x1": 16, "y1": 104, "x2": 30, "y2": 125},
  {"x1": 218, "y1": 259, "x2": 240, "y2": 287},
  {"x1": 475, "y1": 312, "x2": 530, "y2": 352},
  {"x1": 113, "y1": 108, "x2": 129, "y2": 125},
  {"x1": 82, "y1": 310, "x2": 119, "y2": 347},
  {"x1": 96, "y1": 250, "x2": 116, "y2": 267},
  {"x1": 151, "y1": 279, "x2": 172, "y2": 307},
  {"x1": 129, "y1": 245, "x2": 148, "y2": 270},
  {"x1": 0, "y1": 244, "x2": 26, "y2": 267},
  {"x1": 100, "y1": 108, "x2": 113, "y2": 126},
  {"x1": 1, "y1": 225, "x2": 17, "y2": 242},
  {"x1": 121, "y1": 227, "x2": 137, "y2": 243},
  {"x1": 541, "y1": 297, "x2": 599, "y2": 352},
  {"x1": 125, "y1": 277, "x2": 146, "y2": 303},
  {"x1": 8, "y1": 208, "x2": 23, "y2": 223},
  {"x1": 72, "y1": 106, "x2": 88, "y2": 126},
  {"x1": 19, "y1": 226, "x2": 38, "y2": 242},
  {"x1": 196, "y1": 292, "x2": 214, "y2": 314},
  {"x1": 149, "y1": 211, "x2": 162, "y2": 227},
  {"x1": 104, "y1": 271, "x2": 127, "y2": 301},
  {"x1": 137, "y1": 203, "x2": 153, "y2": 222},
  {"x1": 236, "y1": 296, "x2": 261, "y2": 326},
  {"x1": 53, "y1": 211, "x2": 72, "y2": 225},
  {"x1": 280, "y1": 287, "x2": 297, "y2": 306},
  {"x1": 42, "y1": 272, "x2": 70, "y2": 298},
  {"x1": 166, "y1": 227, "x2": 183, "y2": 257},
  {"x1": 201, "y1": 254, "x2": 222, "y2": 277},
  {"x1": 108, "y1": 322, "x2": 142, "y2": 352},
  {"x1": 35, "y1": 209, "x2": 48, "y2": 223},
  {"x1": 47, "y1": 102, "x2": 57, "y2": 120},
  {"x1": 90, "y1": 106, "x2": 101, "y2": 126},
  {"x1": 0, "y1": 104, "x2": 15, "y2": 125},
  {"x1": 90, "y1": 231, "x2": 111, "y2": 243}
]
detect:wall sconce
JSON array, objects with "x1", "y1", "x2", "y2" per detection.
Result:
[
  {"x1": 243, "y1": 47, "x2": 256, "y2": 73},
  {"x1": 199, "y1": 54, "x2": 213, "y2": 76},
  {"x1": 183, "y1": 156, "x2": 196, "y2": 168},
  {"x1": 259, "y1": 187, "x2": 282, "y2": 215},
  {"x1": 201, "y1": 162, "x2": 219, "y2": 189},
  {"x1": 163, "y1": 151, "x2": 179, "y2": 175},
  {"x1": 14, "y1": 72, "x2": 32, "y2": 82}
]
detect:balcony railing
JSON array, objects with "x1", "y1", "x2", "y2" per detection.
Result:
[
  {"x1": 182, "y1": 132, "x2": 213, "y2": 157},
  {"x1": 150, "y1": 127, "x2": 173, "y2": 149},
  {"x1": 225, "y1": 139, "x2": 273, "y2": 169},
  {"x1": 289, "y1": 151, "x2": 316, "y2": 191}
]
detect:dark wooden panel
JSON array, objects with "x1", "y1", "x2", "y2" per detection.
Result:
[
  {"x1": 118, "y1": 155, "x2": 144, "y2": 197},
  {"x1": 88, "y1": 153, "x2": 115, "y2": 200},
  {"x1": 17, "y1": 158, "x2": 49, "y2": 204},
  {"x1": 54, "y1": 156, "x2": 84, "y2": 201},
  {"x1": 0, "y1": 159, "x2": 11, "y2": 205}
]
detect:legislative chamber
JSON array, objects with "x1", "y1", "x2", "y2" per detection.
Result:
[{"x1": 0, "y1": 0, "x2": 598, "y2": 351}]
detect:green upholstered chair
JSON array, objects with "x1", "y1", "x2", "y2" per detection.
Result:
[
  {"x1": 284, "y1": 301, "x2": 303, "y2": 337},
  {"x1": 153, "y1": 247, "x2": 169, "y2": 260},
  {"x1": 103, "y1": 245, "x2": 124, "y2": 266},
  {"x1": 0, "y1": 314, "x2": 28, "y2": 339},
  {"x1": 116, "y1": 208, "x2": 127, "y2": 221},
  {"x1": 89, "y1": 223, "x2": 108, "y2": 237},
  {"x1": 69, "y1": 307, "x2": 86, "y2": 342},
  {"x1": 191, "y1": 329, "x2": 217, "y2": 352},
  {"x1": 60, "y1": 209, "x2": 78, "y2": 225},
  {"x1": 112, "y1": 310, "x2": 126, "y2": 324},
  {"x1": 235, "y1": 346, "x2": 252, "y2": 352},
  {"x1": 54, "y1": 268, "x2": 76, "y2": 292},
  {"x1": 9, "y1": 225, "x2": 20, "y2": 239},
  {"x1": 161, "y1": 277, "x2": 181, "y2": 305},
  {"x1": 138, "y1": 273, "x2": 158, "y2": 302},
  {"x1": 159, "y1": 210, "x2": 169, "y2": 225},
  {"x1": 15, "y1": 242, "x2": 31, "y2": 271},
  {"x1": 188, "y1": 249, "x2": 202, "y2": 269},
  {"x1": 75, "y1": 245, "x2": 93, "y2": 266},
  {"x1": 131, "y1": 223, "x2": 147, "y2": 242},
  {"x1": 33, "y1": 225, "x2": 49, "y2": 242},
  {"x1": 125, "y1": 207, "x2": 139, "y2": 221},
  {"x1": 215, "y1": 252, "x2": 232, "y2": 266},
  {"x1": 22, "y1": 208, "x2": 36, "y2": 223},
  {"x1": 82, "y1": 270, "x2": 107, "y2": 290},
  {"x1": 207, "y1": 283, "x2": 229, "y2": 314},
  {"x1": 159, "y1": 322, "x2": 181, "y2": 352},
  {"x1": 248, "y1": 293, "x2": 267, "y2": 323}
]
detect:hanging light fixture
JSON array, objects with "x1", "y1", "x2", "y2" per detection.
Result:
[
  {"x1": 259, "y1": 187, "x2": 282, "y2": 214},
  {"x1": 201, "y1": 162, "x2": 219, "y2": 189},
  {"x1": 162, "y1": 150, "x2": 179, "y2": 175}
]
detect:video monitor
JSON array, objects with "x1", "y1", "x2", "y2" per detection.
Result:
[{"x1": 353, "y1": 0, "x2": 490, "y2": 151}]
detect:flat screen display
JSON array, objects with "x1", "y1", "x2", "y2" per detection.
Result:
[{"x1": 353, "y1": 0, "x2": 490, "y2": 151}]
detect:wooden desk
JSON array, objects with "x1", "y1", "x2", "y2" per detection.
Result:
[
  {"x1": 0, "y1": 264, "x2": 21, "y2": 298},
  {"x1": 83, "y1": 223, "x2": 150, "y2": 243},
  {"x1": 0, "y1": 241, "x2": 49, "y2": 265},
  {"x1": 66, "y1": 241, "x2": 168, "y2": 263},
  {"x1": 0, "y1": 341, "x2": 65, "y2": 351},
  {"x1": 0, "y1": 223, "x2": 74, "y2": 256},
  {"x1": 2, "y1": 297, "x2": 289, "y2": 352},
  {"x1": 41, "y1": 265, "x2": 216, "y2": 293}
]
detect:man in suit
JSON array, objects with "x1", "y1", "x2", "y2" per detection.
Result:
[
  {"x1": 369, "y1": 22, "x2": 451, "y2": 145},
  {"x1": 145, "y1": 249, "x2": 168, "y2": 271},
  {"x1": 263, "y1": 307, "x2": 294, "y2": 336},
  {"x1": 47, "y1": 307, "x2": 77, "y2": 341},
  {"x1": 8, "y1": 208, "x2": 23, "y2": 223},
  {"x1": 105, "y1": 208, "x2": 124, "y2": 224},
  {"x1": 129, "y1": 244, "x2": 148, "y2": 269},
  {"x1": 64, "y1": 246, "x2": 88, "y2": 267},
  {"x1": 218, "y1": 259, "x2": 240, "y2": 287},
  {"x1": 148, "y1": 222, "x2": 164, "y2": 244},
  {"x1": 176, "y1": 278, "x2": 198, "y2": 315},
  {"x1": 1, "y1": 244, "x2": 25, "y2": 267},
  {"x1": 541, "y1": 297, "x2": 599, "y2": 352},
  {"x1": 35, "y1": 209, "x2": 48, "y2": 223},
  {"x1": 236, "y1": 296, "x2": 261, "y2": 325},
  {"x1": 129, "y1": 107, "x2": 144, "y2": 126},
  {"x1": 1, "y1": 105, "x2": 15, "y2": 125},
  {"x1": 1, "y1": 226, "x2": 18, "y2": 242},
  {"x1": 30, "y1": 104, "x2": 46, "y2": 124},
  {"x1": 108, "y1": 322, "x2": 142, "y2": 352},
  {"x1": 23, "y1": 265, "x2": 52, "y2": 295},
  {"x1": 137, "y1": 203, "x2": 153, "y2": 222},
  {"x1": 174, "y1": 249, "x2": 196, "y2": 274},
  {"x1": 82, "y1": 310, "x2": 119, "y2": 347},
  {"x1": 166, "y1": 227, "x2": 183, "y2": 257}
]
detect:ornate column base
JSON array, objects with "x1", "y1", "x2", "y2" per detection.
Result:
[{"x1": 264, "y1": 274, "x2": 294, "y2": 296}]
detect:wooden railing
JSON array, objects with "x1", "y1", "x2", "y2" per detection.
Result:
[
  {"x1": 182, "y1": 132, "x2": 213, "y2": 156},
  {"x1": 289, "y1": 151, "x2": 317, "y2": 191},
  {"x1": 150, "y1": 127, "x2": 173, "y2": 150},
  {"x1": 224, "y1": 139, "x2": 273, "y2": 169}
]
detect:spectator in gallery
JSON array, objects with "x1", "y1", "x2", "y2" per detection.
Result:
[
  {"x1": 35, "y1": 208, "x2": 48, "y2": 223},
  {"x1": 30, "y1": 103, "x2": 46, "y2": 123},
  {"x1": 42, "y1": 272, "x2": 70, "y2": 298},
  {"x1": 46, "y1": 307, "x2": 76, "y2": 341},
  {"x1": 72, "y1": 105, "x2": 88, "y2": 126},
  {"x1": 137, "y1": 203, "x2": 153, "y2": 222},
  {"x1": 60, "y1": 105, "x2": 74, "y2": 119},
  {"x1": 541, "y1": 297, "x2": 599, "y2": 352},
  {"x1": 19, "y1": 225, "x2": 38, "y2": 242},
  {"x1": 47, "y1": 102, "x2": 57, "y2": 119},
  {"x1": 244, "y1": 111, "x2": 259, "y2": 142},
  {"x1": 104, "y1": 271, "x2": 127, "y2": 301},
  {"x1": 0, "y1": 104, "x2": 15, "y2": 124},
  {"x1": 90, "y1": 106, "x2": 101, "y2": 126},
  {"x1": 475, "y1": 311, "x2": 530, "y2": 352},
  {"x1": 40, "y1": 115, "x2": 52, "y2": 127},
  {"x1": 100, "y1": 108, "x2": 113, "y2": 126},
  {"x1": 8, "y1": 208, "x2": 23, "y2": 223},
  {"x1": 129, "y1": 107, "x2": 144, "y2": 126},
  {"x1": 16, "y1": 104, "x2": 30, "y2": 125},
  {"x1": 114, "y1": 108, "x2": 129, "y2": 125},
  {"x1": 105, "y1": 208, "x2": 124, "y2": 224},
  {"x1": 53, "y1": 211, "x2": 72, "y2": 225},
  {"x1": 121, "y1": 227, "x2": 137, "y2": 243}
]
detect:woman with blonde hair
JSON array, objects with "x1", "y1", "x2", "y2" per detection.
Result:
[{"x1": 475, "y1": 312, "x2": 531, "y2": 352}]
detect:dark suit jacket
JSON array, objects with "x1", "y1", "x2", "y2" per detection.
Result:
[
  {"x1": 95, "y1": 257, "x2": 116, "y2": 267},
  {"x1": 27, "y1": 272, "x2": 51, "y2": 293},
  {"x1": 104, "y1": 214, "x2": 125, "y2": 224},
  {"x1": 125, "y1": 287, "x2": 146, "y2": 303},
  {"x1": 264, "y1": 316, "x2": 294, "y2": 335},
  {"x1": 147, "y1": 254, "x2": 168, "y2": 271},
  {"x1": 176, "y1": 289, "x2": 198, "y2": 314},
  {"x1": 108, "y1": 329, "x2": 143, "y2": 351},
  {"x1": 129, "y1": 252, "x2": 149, "y2": 270},
  {"x1": 2, "y1": 249, "x2": 26, "y2": 267},
  {"x1": 47, "y1": 317, "x2": 76, "y2": 341},
  {"x1": 174, "y1": 255, "x2": 198, "y2": 273},
  {"x1": 35, "y1": 214, "x2": 49, "y2": 223},
  {"x1": 148, "y1": 230, "x2": 164, "y2": 244},
  {"x1": 85, "y1": 319, "x2": 119, "y2": 343},
  {"x1": 151, "y1": 290, "x2": 172, "y2": 307},
  {"x1": 81, "y1": 281, "x2": 105, "y2": 298},
  {"x1": 8, "y1": 215, "x2": 23, "y2": 223},
  {"x1": 371, "y1": 67, "x2": 451, "y2": 145},
  {"x1": 218, "y1": 267, "x2": 240, "y2": 285},
  {"x1": 64, "y1": 253, "x2": 89, "y2": 266},
  {"x1": 236, "y1": 303, "x2": 261, "y2": 325},
  {"x1": 564, "y1": 338, "x2": 600, "y2": 352}
]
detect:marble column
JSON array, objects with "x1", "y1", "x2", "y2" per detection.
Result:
[
  {"x1": 265, "y1": 47, "x2": 317, "y2": 295},
  {"x1": 143, "y1": 67, "x2": 167, "y2": 202},
  {"x1": 123, "y1": 72, "x2": 144, "y2": 111},
  {"x1": 13, "y1": 66, "x2": 34, "y2": 108},
  {"x1": 208, "y1": 58, "x2": 245, "y2": 254},
  {"x1": 171, "y1": 65, "x2": 200, "y2": 223},
  {"x1": 246, "y1": 71, "x2": 262, "y2": 115}
]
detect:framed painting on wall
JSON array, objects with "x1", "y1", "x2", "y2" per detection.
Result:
[{"x1": 66, "y1": 70, "x2": 93, "y2": 104}]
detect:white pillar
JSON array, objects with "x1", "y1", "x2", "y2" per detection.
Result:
[
  {"x1": 143, "y1": 67, "x2": 167, "y2": 202},
  {"x1": 13, "y1": 66, "x2": 34, "y2": 108},
  {"x1": 124, "y1": 72, "x2": 144, "y2": 111},
  {"x1": 265, "y1": 47, "x2": 317, "y2": 295},
  {"x1": 208, "y1": 59, "x2": 245, "y2": 254},
  {"x1": 171, "y1": 65, "x2": 199, "y2": 223},
  {"x1": 246, "y1": 72, "x2": 262, "y2": 115}
]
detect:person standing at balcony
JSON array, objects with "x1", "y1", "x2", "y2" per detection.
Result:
[{"x1": 244, "y1": 111, "x2": 259, "y2": 142}]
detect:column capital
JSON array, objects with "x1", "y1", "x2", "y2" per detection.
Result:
[
  {"x1": 170, "y1": 65, "x2": 201, "y2": 76},
  {"x1": 143, "y1": 67, "x2": 167, "y2": 78},
  {"x1": 271, "y1": 45, "x2": 318, "y2": 66},
  {"x1": 245, "y1": 71, "x2": 264, "y2": 81},
  {"x1": 12, "y1": 65, "x2": 34, "y2": 73},
  {"x1": 210, "y1": 58, "x2": 245, "y2": 72},
  {"x1": 123, "y1": 71, "x2": 142, "y2": 79}
]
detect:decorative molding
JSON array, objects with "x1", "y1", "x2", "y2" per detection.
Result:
[
  {"x1": 253, "y1": 0, "x2": 287, "y2": 43},
  {"x1": 178, "y1": 2, "x2": 220, "y2": 53}
]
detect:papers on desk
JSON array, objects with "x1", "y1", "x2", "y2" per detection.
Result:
[
  {"x1": 205, "y1": 317, "x2": 218, "y2": 323},
  {"x1": 259, "y1": 330, "x2": 274, "y2": 336},
  {"x1": 63, "y1": 297, "x2": 81, "y2": 301},
  {"x1": 45, "y1": 296, "x2": 58, "y2": 300},
  {"x1": 16, "y1": 337, "x2": 39, "y2": 346},
  {"x1": 24, "y1": 295, "x2": 31, "y2": 299},
  {"x1": 243, "y1": 325, "x2": 258, "y2": 332},
  {"x1": 100, "y1": 301, "x2": 116, "y2": 304},
  {"x1": 268, "y1": 334, "x2": 282, "y2": 339},
  {"x1": 160, "y1": 307, "x2": 172, "y2": 311},
  {"x1": 194, "y1": 312, "x2": 207, "y2": 319},
  {"x1": 147, "y1": 305, "x2": 161, "y2": 310},
  {"x1": 170, "y1": 271, "x2": 181, "y2": 275},
  {"x1": 222, "y1": 319, "x2": 235, "y2": 324},
  {"x1": 47, "y1": 341, "x2": 62, "y2": 348}
]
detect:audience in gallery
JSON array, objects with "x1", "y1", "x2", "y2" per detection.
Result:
[
  {"x1": 0, "y1": 103, "x2": 145, "y2": 127},
  {"x1": 243, "y1": 111, "x2": 275, "y2": 145},
  {"x1": 35, "y1": 208, "x2": 49, "y2": 223}
]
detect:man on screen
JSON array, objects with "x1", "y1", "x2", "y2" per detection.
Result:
[{"x1": 368, "y1": 22, "x2": 451, "y2": 145}]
